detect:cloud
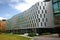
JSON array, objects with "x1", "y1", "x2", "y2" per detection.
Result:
[
  {"x1": 24, "y1": 0, "x2": 44, "y2": 4},
  {"x1": 0, "y1": 0, "x2": 44, "y2": 13},
  {"x1": 0, "y1": 17, "x2": 6, "y2": 20},
  {"x1": 14, "y1": 3, "x2": 32, "y2": 11},
  {"x1": 9, "y1": 0, "x2": 44, "y2": 12}
]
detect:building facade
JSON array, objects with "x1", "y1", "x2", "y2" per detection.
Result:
[
  {"x1": 6, "y1": 1, "x2": 54, "y2": 34},
  {"x1": 52, "y1": 0, "x2": 60, "y2": 33},
  {"x1": 52, "y1": 0, "x2": 60, "y2": 15},
  {"x1": 0, "y1": 19, "x2": 6, "y2": 31}
]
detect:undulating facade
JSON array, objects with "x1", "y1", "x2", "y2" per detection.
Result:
[{"x1": 6, "y1": 0, "x2": 55, "y2": 34}]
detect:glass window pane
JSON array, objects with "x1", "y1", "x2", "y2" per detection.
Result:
[
  {"x1": 38, "y1": 18, "x2": 40, "y2": 22},
  {"x1": 44, "y1": 22, "x2": 46, "y2": 26},
  {"x1": 41, "y1": 22, "x2": 42, "y2": 26},
  {"x1": 59, "y1": 2, "x2": 60, "y2": 11},
  {"x1": 53, "y1": 3, "x2": 59, "y2": 13},
  {"x1": 58, "y1": 0, "x2": 60, "y2": 1},
  {"x1": 53, "y1": 0, "x2": 57, "y2": 3}
]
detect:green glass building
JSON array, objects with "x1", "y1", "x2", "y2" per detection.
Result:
[
  {"x1": 52, "y1": 0, "x2": 60, "y2": 16},
  {"x1": 52, "y1": 0, "x2": 60, "y2": 33},
  {"x1": 45, "y1": 0, "x2": 60, "y2": 15}
]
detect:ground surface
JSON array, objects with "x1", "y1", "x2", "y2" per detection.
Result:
[
  {"x1": 33, "y1": 37, "x2": 60, "y2": 40},
  {"x1": 33, "y1": 34, "x2": 60, "y2": 40},
  {"x1": 0, "y1": 33, "x2": 31, "y2": 40}
]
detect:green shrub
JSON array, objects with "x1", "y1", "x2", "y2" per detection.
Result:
[
  {"x1": 42, "y1": 33, "x2": 51, "y2": 35},
  {"x1": 28, "y1": 32, "x2": 37, "y2": 37}
]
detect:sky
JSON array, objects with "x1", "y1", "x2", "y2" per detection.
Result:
[{"x1": 0, "y1": 0, "x2": 44, "y2": 20}]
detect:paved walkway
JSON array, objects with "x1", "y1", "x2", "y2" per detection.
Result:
[
  {"x1": 33, "y1": 37, "x2": 60, "y2": 40},
  {"x1": 33, "y1": 34, "x2": 60, "y2": 40}
]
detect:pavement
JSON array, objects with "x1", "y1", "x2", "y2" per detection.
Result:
[
  {"x1": 33, "y1": 34, "x2": 60, "y2": 40},
  {"x1": 33, "y1": 37, "x2": 60, "y2": 40}
]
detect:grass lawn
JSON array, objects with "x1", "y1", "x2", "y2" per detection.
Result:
[{"x1": 0, "y1": 33, "x2": 31, "y2": 40}]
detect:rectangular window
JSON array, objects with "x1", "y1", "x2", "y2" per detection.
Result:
[
  {"x1": 31, "y1": 24, "x2": 32, "y2": 27},
  {"x1": 45, "y1": 2, "x2": 46, "y2": 6},
  {"x1": 35, "y1": 16, "x2": 36, "y2": 19},
  {"x1": 46, "y1": 18, "x2": 47, "y2": 22},
  {"x1": 36, "y1": 7, "x2": 38, "y2": 10},
  {"x1": 41, "y1": 22, "x2": 42, "y2": 26},
  {"x1": 38, "y1": 10, "x2": 40, "y2": 14},
  {"x1": 44, "y1": 22, "x2": 46, "y2": 26},
  {"x1": 31, "y1": 21, "x2": 32, "y2": 23},
  {"x1": 33, "y1": 16, "x2": 34, "y2": 19},
  {"x1": 35, "y1": 23, "x2": 36, "y2": 26},
  {"x1": 42, "y1": 18, "x2": 44, "y2": 22},
  {"x1": 34, "y1": 20, "x2": 35, "y2": 23},
  {"x1": 31, "y1": 17, "x2": 32, "y2": 20},
  {"x1": 37, "y1": 14, "x2": 38, "y2": 18},
  {"x1": 30, "y1": 21, "x2": 31, "y2": 23},
  {"x1": 42, "y1": 10, "x2": 43, "y2": 13},
  {"x1": 52, "y1": 0, "x2": 57, "y2": 3},
  {"x1": 40, "y1": 6, "x2": 41, "y2": 9},
  {"x1": 45, "y1": 10, "x2": 47, "y2": 13},
  {"x1": 59, "y1": 2, "x2": 60, "y2": 11},
  {"x1": 36, "y1": 11, "x2": 37, "y2": 14},
  {"x1": 38, "y1": 2, "x2": 39, "y2": 6},
  {"x1": 40, "y1": 14, "x2": 42, "y2": 18},
  {"x1": 53, "y1": 3, "x2": 59, "y2": 13},
  {"x1": 33, "y1": 24, "x2": 34, "y2": 27},
  {"x1": 38, "y1": 18, "x2": 40, "y2": 22},
  {"x1": 36, "y1": 19, "x2": 37, "y2": 22},
  {"x1": 44, "y1": 14, "x2": 45, "y2": 18},
  {"x1": 32, "y1": 21, "x2": 33, "y2": 23},
  {"x1": 43, "y1": 6, "x2": 45, "y2": 9}
]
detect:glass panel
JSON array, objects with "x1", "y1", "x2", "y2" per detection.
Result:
[
  {"x1": 45, "y1": 10, "x2": 47, "y2": 13},
  {"x1": 58, "y1": 0, "x2": 60, "y2": 2},
  {"x1": 53, "y1": 0, "x2": 57, "y2": 3},
  {"x1": 40, "y1": 14, "x2": 42, "y2": 18},
  {"x1": 53, "y1": 3, "x2": 59, "y2": 13},
  {"x1": 44, "y1": 22, "x2": 46, "y2": 26},
  {"x1": 44, "y1": 14, "x2": 45, "y2": 18},
  {"x1": 41, "y1": 22, "x2": 42, "y2": 26},
  {"x1": 38, "y1": 18, "x2": 40, "y2": 22},
  {"x1": 59, "y1": 2, "x2": 60, "y2": 11},
  {"x1": 42, "y1": 18, "x2": 44, "y2": 22}
]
